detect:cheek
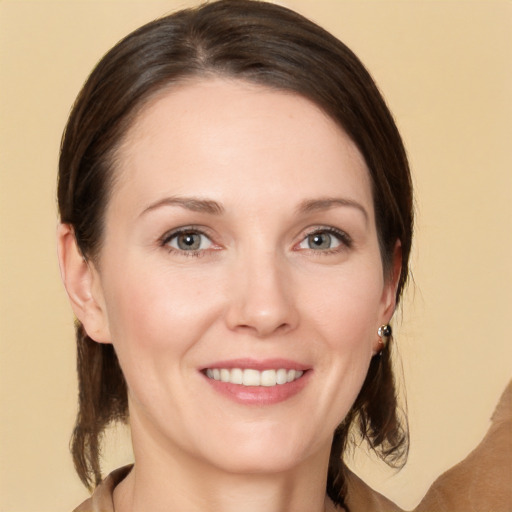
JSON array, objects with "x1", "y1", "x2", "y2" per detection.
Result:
[
  {"x1": 302, "y1": 265, "x2": 384, "y2": 419},
  {"x1": 305, "y1": 264, "x2": 384, "y2": 345},
  {"x1": 100, "y1": 260, "x2": 224, "y2": 375}
]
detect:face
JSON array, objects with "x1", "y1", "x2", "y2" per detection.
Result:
[{"x1": 82, "y1": 79, "x2": 397, "y2": 474}]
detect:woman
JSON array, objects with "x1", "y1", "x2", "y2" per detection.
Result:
[{"x1": 57, "y1": 1, "x2": 412, "y2": 510}]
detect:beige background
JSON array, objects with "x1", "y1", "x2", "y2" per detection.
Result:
[{"x1": 0, "y1": 1, "x2": 510, "y2": 510}]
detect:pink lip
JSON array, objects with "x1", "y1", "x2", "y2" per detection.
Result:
[
  {"x1": 200, "y1": 358, "x2": 312, "y2": 406},
  {"x1": 201, "y1": 358, "x2": 310, "y2": 372}
]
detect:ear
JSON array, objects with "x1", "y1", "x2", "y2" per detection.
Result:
[
  {"x1": 373, "y1": 240, "x2": 402, "y2": 353},
  {"x1": 57, "y1": 223, "x2": 111, "y2": 343}
]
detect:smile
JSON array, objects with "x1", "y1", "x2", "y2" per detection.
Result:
[{"x1": 205, "y1": 368, "x2": 304, "y2": 387}]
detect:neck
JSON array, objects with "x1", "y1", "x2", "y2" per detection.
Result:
[
  {"x1": 116, "y1": 464, "x2": 335, "y2": 512},
  {"x1": 114, "y1": 413, "x2": 338, "y2": 512}
]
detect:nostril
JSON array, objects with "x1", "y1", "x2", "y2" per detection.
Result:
[{"x1": 232, "y1": 320, "x2": 293, "y2": 338}]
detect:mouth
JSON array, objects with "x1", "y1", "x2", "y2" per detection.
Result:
[
  {"x1": 201, "y1": 359, "x2": 310, "y2": 405},
  {"x1": 205, "y1": 368, "x2": 304, "y2": 387}
]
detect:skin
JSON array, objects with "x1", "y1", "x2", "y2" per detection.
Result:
[{"x1": 58, "y1": 78, "x2": 400, "y2": 512}]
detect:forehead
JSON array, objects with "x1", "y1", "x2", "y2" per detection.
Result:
[{"x1": 112, "y1": 78, "x2": 373, "y2": 216}]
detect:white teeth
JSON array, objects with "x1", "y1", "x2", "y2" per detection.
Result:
[
  {"x1": 243, "y1": 369, "x2": 260, "y2": 386},
  {"x1": 260, "y1": 370, "x2": 276, "y2": 387},
  {"x1": 205, "y1": 368, "x2": 304, "y2": 387},
  {"x1": 276, "y1": 368, "x2": 288, "y2": 385},
  {"x1": 231, "y1": 368, "x2": 243, "y2": 384}
]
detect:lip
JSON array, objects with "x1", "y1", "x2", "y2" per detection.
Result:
[
  {"x1": 200, "y1": 358, "x2": 312, "y2": 405},
  {"x1": 201, "y1": 358, "x2": 310, "y2": 372}
]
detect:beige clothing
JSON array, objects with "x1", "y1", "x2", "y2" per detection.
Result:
[
  {"x1": 73, "y1": 381, "x2": 512, "y2": 512},
  {"x1": 74, "y1": 465, "x2": 132, "y2": 512}
]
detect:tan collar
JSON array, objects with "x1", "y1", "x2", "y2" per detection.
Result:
[{"x1": 73, "y1": 465, "x2": 133, "y2": 512}]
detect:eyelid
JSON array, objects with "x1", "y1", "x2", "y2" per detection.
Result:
[
  {"x1": 295, "y1": 225, "x2": 353, "y2": 250},
  {"x1": 161, "y1": 226, "x2": 207, "y2": 243},
  {"x1": 159, "y1": 225, "x2": 220, "y2": 255}
]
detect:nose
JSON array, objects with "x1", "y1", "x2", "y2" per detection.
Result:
[{"x1": 224, "y1": 250, "x2": 299, "y2": 338}]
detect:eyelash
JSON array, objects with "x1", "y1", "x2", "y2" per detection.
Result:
[
  {"x1": 159, "y1": 225, "x2": 352, "y2": 257},
  {"x1": 298, "y1": 226, "x2": 353, "y2": 254},
  {"x1": 160, "y1": 226, "x2": 215, "y2": 258}
]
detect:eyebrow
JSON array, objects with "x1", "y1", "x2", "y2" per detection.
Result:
[
  {"x1": 140, "y1": 195, "x2": 368, "y2": 222},
  {"x1": 140, "y1": 196, "x2": 225, "y2": 216},
  {"x1": 297, "y1": 197, "x2": 369, "y2": 223}
]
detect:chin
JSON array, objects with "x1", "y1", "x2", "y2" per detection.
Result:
[
  {"x1": 211, "y1": 451, "x2": 310, "y2": 476},
  {"x1": 197, "y1": 428, "x2": 329, "y2": 476}
]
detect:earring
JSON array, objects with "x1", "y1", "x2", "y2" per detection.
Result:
[
  {"x1": 377, "y1": 324, "x2": 392, "y2": 352},
  {"x1": 378, "y1": 324, "x2": 392, "y2": 338}
]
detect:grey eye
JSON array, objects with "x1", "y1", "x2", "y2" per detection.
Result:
[
  {"x1": 308, "y1": 233, "x2": 333, "y2": 249},
  {"x1": 168, "y1": 232, "x2": 212, "y2": 251},
  {"x1": 299, "y1": 231, "x2": 342, "y2": 250}
]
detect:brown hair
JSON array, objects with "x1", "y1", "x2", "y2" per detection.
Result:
[{"x1": 58, "y1": 0, "x2": 412, "y2": 508}]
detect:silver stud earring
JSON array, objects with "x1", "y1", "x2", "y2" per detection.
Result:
[
  {"x1": 378, "y1": 324, "x2": 392, "y2": 338},
  {"x1": 376, "y1": 324, "x2": 392, "y2": 354}
]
